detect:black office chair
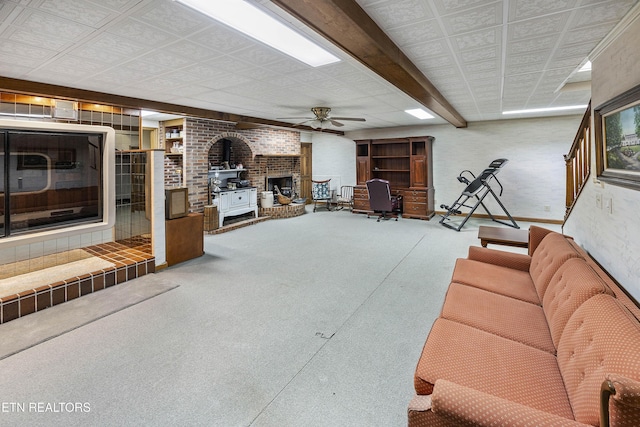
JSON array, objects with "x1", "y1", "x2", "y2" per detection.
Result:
[{"x1": 366, "y1": 178, "x2": 400, "y2": 221}]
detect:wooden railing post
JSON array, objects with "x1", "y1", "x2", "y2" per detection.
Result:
[
  {"x1": 565, "y1": 154, "x2": 575, "y2": 217},
  {"x1": 564, "y1": 102, "x2": 591, "y2": 222}
]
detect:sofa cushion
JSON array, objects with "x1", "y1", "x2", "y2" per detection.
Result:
[
  {"x1": 430, "y1": 380, "x2": 592, "y2": 427},
  {"x1": 543, "y1": 258, "x2": 613, "y2": 349},
  {"x1": 529, "y1": 232, "x2": 581, "y2": 300},
  {"x1": 440, "y1": 282, "x2": 555, "y2": 353},
  {"x1": 557, "y1": 295, "x2": 640, "y2": 425},
  {"x1": 451, "y1": 258, "x2": 540, "y2": 304},
  {"x1": 414, "y1": 318, "x2": 574, "y2": 419}
]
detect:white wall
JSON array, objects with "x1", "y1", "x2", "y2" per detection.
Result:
[
  {"x1": 310, "y1": 132, "x2": 357, "y2": 193},
  {"x1": 564, "y1": 9, "x2": 640, "y2": 301}
]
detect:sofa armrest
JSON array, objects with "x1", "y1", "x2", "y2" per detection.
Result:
[
  {"x1": 431, "y1": 379, "x2": 591, "y2": 427},
  {"x1": 604, "y1": 374, "x2": 640, "y2": 427},
  {"x1": 467, "y1": 246, "x2": 531, "y2": 271},
  {"x1": 528, "y1": 225, "x2": 555, "y2": 256}
]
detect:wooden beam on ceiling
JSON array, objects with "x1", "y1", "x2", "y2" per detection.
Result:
[
  {"x1": 0, "y1": 77, "x2": 344, "y2": 135},
  {"x1": 270, "y1": 0, "x2": 467, "y2": 128}
]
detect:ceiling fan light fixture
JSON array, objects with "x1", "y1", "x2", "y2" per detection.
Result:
[
  {"x1": 405, "y1": 108, "x2": 434, "y2": 119},
  {"x1": 174, "y1": 0, "x2": 340, "y2": 67}
]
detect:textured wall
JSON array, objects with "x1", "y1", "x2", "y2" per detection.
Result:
[
  {"x1": 564, "y1": 13, "x2": 640, "y2": 300},
  {"x1": 310, "y1": 133, "x2": 357, "y2": 193}
]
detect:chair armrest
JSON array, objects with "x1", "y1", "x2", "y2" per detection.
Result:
[
  {"x1": 467, "y1": 246, "x2": 531, "y2": 271},
  {"x1": 431, "y1": 380, "x2": 591, "y2": 427}
]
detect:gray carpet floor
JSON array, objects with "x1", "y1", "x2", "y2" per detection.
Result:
[{"x1": 0, "y1": 207, "x2": 559, "y2": 426}]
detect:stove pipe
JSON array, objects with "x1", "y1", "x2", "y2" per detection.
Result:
[{"x1": 222, "y1": 139, "x2": 232, "y2": 163}]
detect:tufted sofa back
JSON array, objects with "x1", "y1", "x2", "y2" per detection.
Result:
[
  {"x1": 557, "y1": 294, "x2": 640, "y2": 425},
  {"x1": 542, "y1": 258, "x2": 614, "y2": 350},
  {"x1": 530, "y1": 232, "x2": 581, "y2": 301}
]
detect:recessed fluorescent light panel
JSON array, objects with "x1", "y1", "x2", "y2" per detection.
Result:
[
  {"x1": 405, "y1": 108, "x2": 434, "y2": 119},
  {"x1": 175, "y1": 0, "x2": 340, "y2": 67},
  {"x1": 502, "y1": 105, "x2": 588, "y2": 115}
]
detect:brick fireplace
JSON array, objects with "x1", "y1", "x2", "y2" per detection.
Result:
[{"x1": 177, "y1": 117, "x2": 302, "y2": 212}]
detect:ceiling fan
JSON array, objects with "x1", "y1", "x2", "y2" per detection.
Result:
[{"x1": 278, "y1": 107, "x2": 365, "y2": 128}]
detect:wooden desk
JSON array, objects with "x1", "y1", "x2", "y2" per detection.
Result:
[
  {"x1": 166, "y1": 213, "x2": 204, "y2": 266},
  {"x1": 478, "y1": 226, "x2": 528, "y2": 248}
]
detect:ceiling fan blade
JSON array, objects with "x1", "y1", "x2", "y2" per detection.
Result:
[
  {"x1": 329, "y1": 119, "x2": 345, "y2": 127},
  {"x1": 277, "y1": 116, "x2": 314, "y2": 120},
  {"x1": 330, "y1": 117, "x2": 366, "y2": 122}
]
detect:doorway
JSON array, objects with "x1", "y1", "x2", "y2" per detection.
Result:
[{"x1": 300, "y1": 143, "x2": 312, "y2": 202}]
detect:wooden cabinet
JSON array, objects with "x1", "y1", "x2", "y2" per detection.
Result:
[
  {"x1": 356, "y1": 142, "x2": 370, "y2": 185},
  {"x1": 165, "y1": 213, "x2": 204, "y2": 266},
  {"x1": 353, "y1": 136, "x2": 434, "y2": 220}
]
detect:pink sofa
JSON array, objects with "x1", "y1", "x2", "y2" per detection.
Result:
[{"x1": 409, "y1": 226, "x2": 640, "y2": 427}]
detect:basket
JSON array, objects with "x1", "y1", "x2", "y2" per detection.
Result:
[{"x1": 277, "y1": 193, "x2": 292, "y2": 205}]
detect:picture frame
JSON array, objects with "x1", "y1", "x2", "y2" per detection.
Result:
[{"x1": 595, "y1": 83, "x2": 640, "y2": 190}]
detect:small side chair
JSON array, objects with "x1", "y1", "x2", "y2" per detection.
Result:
[
  {"x1": 311, "y1": 179, "x2": 332, "y2": 212},
  {"x1": 335, "y1": 185, "x2": 354, "y2": 211}
]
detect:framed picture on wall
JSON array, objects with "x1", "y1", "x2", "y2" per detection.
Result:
[{"x1": 595, "y1": 82, "x2": 640, "y2": 190}]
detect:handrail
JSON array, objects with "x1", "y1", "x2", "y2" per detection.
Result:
[{"x1": 564, "y1": 102, "x2": 591, "y2": 222}]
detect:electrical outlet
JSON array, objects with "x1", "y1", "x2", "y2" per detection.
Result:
[{"x1": 596, "y1": 193, "x2": 602, "y2": 209}]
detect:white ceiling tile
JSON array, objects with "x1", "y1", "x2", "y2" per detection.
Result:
[
  {"x1": 365, "y1": 0, "x2": 433, "y2": 29},
  {"x1": 562, "y1": 23, "x2": 617, "y2": 45},
  {"x1": 120, "y1": 58, "x2": 174, "y2": 76},
  {"x1": 8, "y1": 28, "x2": 71, "y2": 50},
  {"x1": 106, "y1": 19, "x2": 175, "y2": 47},
  {"x1": 259, "y1": 59, "x2": 310, "y2": 76},
  {"x1": 430, "y1": 0, "x2": 496, "y2": 15},
  {"x1": 454, "y1": 27, "x2": 500, "y2": 51},
  {"x1": 85, "y1": 32, "x2": 152, "y2": 56},
  {"x1": 230, "y1": 45, "x2": 288, "y2": 67},
  {"x1": 0, "y1": 39, "x2": 56, "y2": 62},
  {"x1": 510, "y1": 0, "x2": 576, "y2": 21},
  {"x1": 0, "y1": 60, "x2": 33, "y2": 78},
  {"x1": 0, "y1": 53, "x2": 47, "y2": 72},
  {"x1": 403, "y1": 40, "x2": 449, "y2": 59},
  {"x1": 415, "y1": 55, "x2": 455, "y2": 70},
  {"x1": 384, "y1": 19, "x2": 443, "y2": 47},
  {"x1": 187, "y1": 26, "x2": 255, "y2": 55},
  {"x1": 87, "y1": 0, "x2": 138, "y2": 11},
  {"x1": 39, "y1": 0, "x2": 115, "y2": 27},
  {"x1": 573, "y1": 0, "x2": 638, "y2": 26},
  {"x1": 441, "y1": 2, "x2": 502, "y2": 35},
  {"x1": 507, "y1": 35, "x2": 557, "y2": 55},
  {"x1": 162, "y1": 40, "x2": 225, "y2": 62},
  {"x1": 133, "y1": 1, "x2": 211, "y2": 36},
  {"x1": 15, "y1": 9, "x2": 92, "y2": 39},
  {"x1": 459, "y1": 46, "x2": 499, "y2": 64},
  {"x1": 508, "y1": 12, "x2": 569, "y2": 40}
]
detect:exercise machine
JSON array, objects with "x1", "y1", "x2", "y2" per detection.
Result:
[{"x1": 439, "y1": 158, "x2": 519, "y2": 231}]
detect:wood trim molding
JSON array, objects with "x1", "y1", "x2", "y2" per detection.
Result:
[{"x1": 270, "y1": 0, "x2": 467, "y2": 128}]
